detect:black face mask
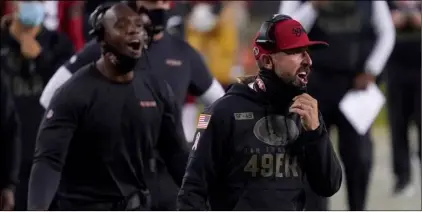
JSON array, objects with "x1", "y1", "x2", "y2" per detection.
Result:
[
  {"x1": 103, "y1": 43, "x2": 139, "y2": 74},
  {"x1": 256, "y1": 68, "x2": 306, "y2": 106},
  {"x1": 138, "y1": 6, "x2": 168, "y2": 35}
]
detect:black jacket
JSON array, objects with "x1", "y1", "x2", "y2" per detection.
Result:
[
  {"x1": 0, "y1": 78, "x2": 21, "y2": 190},
  {"x1": 177, "y1": 76, "x2": 342, "y2": 210}
]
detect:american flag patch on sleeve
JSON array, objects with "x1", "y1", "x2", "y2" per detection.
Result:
[{"x1": 197, "y1": 114, "x2": 211, "y2": 129}]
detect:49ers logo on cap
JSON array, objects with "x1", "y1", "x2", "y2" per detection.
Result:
[
  {"x1": 253, "y1": 47, "x2": 259, "y2": 56},
  {"x1": 292, "y1": 27, "x2": 305, "y2": 37}
]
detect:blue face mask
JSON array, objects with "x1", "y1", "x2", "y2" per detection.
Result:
[{"x1": 18, "y1": 1, "x2": 45, "y2": 27}]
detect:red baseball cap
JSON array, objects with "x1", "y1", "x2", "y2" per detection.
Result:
[{"x1": 252, "y1": 18, "x2": 328, "y2": 60}]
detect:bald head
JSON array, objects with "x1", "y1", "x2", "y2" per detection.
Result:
[
  {"x1": 101, "y1": 2, "x2": 146, "y2": 59},
  {"x1": 102, "y1": 3, "x2": 142, "y2": 32}
]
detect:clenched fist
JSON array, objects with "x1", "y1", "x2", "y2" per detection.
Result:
[
  {"x1": 289, "y1": 93, "x2": 320, "y2": 131},
  {"x1": 20, "y1": 34, "x2": 42, "y2": 59}
]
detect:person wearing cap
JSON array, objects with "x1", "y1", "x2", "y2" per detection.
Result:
[
  {"x1": 176, "y1": 15, "x2": 342, "y2": 211},
  {"x1": 279, "y1": 1, "x2": 395, "y2": 211}
]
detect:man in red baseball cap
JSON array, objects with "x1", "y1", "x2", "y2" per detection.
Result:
[
  {"x1": 252, "y1": 14, "x2": 328, "y2": 91},
  {"x1": 177, "y1": 15, "x2": 342, "y2": 211}
]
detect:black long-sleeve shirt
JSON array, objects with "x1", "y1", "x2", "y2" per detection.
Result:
[
  {"x1": 177, "y1": 82, "x2": 342, "y2": 210},
  {"x1": 28, "y1": 64, "x2": 189, "y2": 210},
  {"x1": 0, "y1": 79, "x2": 21, "y2": 191}
]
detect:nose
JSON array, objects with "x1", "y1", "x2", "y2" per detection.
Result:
[
  {"x1": 303, "y1": 51, "x2": 312, "y2": 66},
  {"x1": 127, "y1": 24, "x2": 141, "y2": 36}
]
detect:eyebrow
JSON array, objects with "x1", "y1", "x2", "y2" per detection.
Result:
[{"x1": 115, "y1": 16, "x2": 142, "y2": 24}]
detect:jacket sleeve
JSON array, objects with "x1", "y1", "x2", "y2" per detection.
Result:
[
  {"x1": 156, "y1": 83, "x2": 190, "y2": 186},
  {"x1": 302, "y1": 113, "x2": 342, "y2": 197},
  {"x1": 0, "y1": 80, "x2": 21, "y2": 190},
  {"x1": 177, "y1": 105, "x2": 229, "y2": 210},
  {"x1": 28, "y1": 85, "x2": 82, "y2": 210}
]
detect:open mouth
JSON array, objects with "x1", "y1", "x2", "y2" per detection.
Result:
[
  {"x1": 127, "y1": 39, "x2": 142, "y2": 52},
  {"x1": 297, "y1": 71, "x2": 308, "y2": 85}
]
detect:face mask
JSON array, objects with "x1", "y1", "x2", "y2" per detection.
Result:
[
  {"x1": 138, "y1": 7, "x2": 168, "y2": 35},
  {"x1": 18, "y1": 1, "x2": 45, "y2": 27},
  {"x1": 257, "y1": 68, "x2": 306, "y2": 105},
  {"x1": 103, "y1": 43, "x2": 140, "y2": 74}
]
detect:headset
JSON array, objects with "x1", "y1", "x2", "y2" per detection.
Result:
[
  {"x1": 88, "y1": 2, "x2": 152, "y2": 70},
  {"x1": 255, "y1": 14, "x2": 292, "y2": 50},
  {"x1": 90, "y1": 2, "x2": 153, "y2": 46},
  {"x1": 89, "y1": 3, "x2": 116, "y2": 41}
]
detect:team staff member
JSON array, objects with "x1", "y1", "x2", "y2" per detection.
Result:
[
  {"x1": 0, "y1": 79, "x2": 21, "y2": 211},
  {"x1": 28, "y1": 3, "x2": 188, "y2": 210},
  {"x1": 281, "y1": 1, "x2": 395, "y2": 210},
  {"x1": 38, "y1": 1, "x2": 224, "y2": 210},
  {"x1": 177, "y1": 15, "x2": 342, "y2": 211}
]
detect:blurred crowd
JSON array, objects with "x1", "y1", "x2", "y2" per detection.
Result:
[{"x1": 0, "y1": 0, "x2": 420, "y2": 211}]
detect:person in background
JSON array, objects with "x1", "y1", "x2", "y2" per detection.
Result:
[
  {"x1": 386, "y1": 0, "x2": 421, "y2": 197},
  {"x1": 3, "y1": 0, "x2": 85, "y2": 51},
  {"x1": 0, "y1": 1, "x2": 74, "y2": 209},
  {"x1": 0, "y1": 79, "x2": 21, "y2": 211},
  {"x1": 280, "y1": 0, "x2": 395, "y2": 211},
  {"x1": 183, "y1": 0, "x2": 239, "y2": 143}
]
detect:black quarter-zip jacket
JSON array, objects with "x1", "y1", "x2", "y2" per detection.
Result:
[{"x1": 177, "y1": 75, "x2": 342, "y2": 211}]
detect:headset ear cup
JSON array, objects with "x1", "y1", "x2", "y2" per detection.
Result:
[
  {"x1": 255, "y1": 14, "x2": 293, "y2": 50},
  {"x1": 89, "y1": 3, "x2": 115, "y2": 41}
]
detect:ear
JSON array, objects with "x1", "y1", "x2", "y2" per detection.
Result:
[{"x1": 261, "y1": 54, "x2": 273, "y2": 70}]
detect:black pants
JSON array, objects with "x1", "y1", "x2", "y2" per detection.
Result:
[
  {"x1": 146, "y1": 163, "x2": 179, "y2": 211},
  {"x1": 14, "y1": 163, "x2": 31, "y2": 210},
  {"x1": 305, "y1": 71, "x2": 373, "y2": 211},
  {"x1": 386, "y1": 67, "x2": 421, "y2": 183}
]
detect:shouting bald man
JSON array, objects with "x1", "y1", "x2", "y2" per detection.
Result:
[{"x1": 27, "y1": 3, "x2": 188, "y2": 210}]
